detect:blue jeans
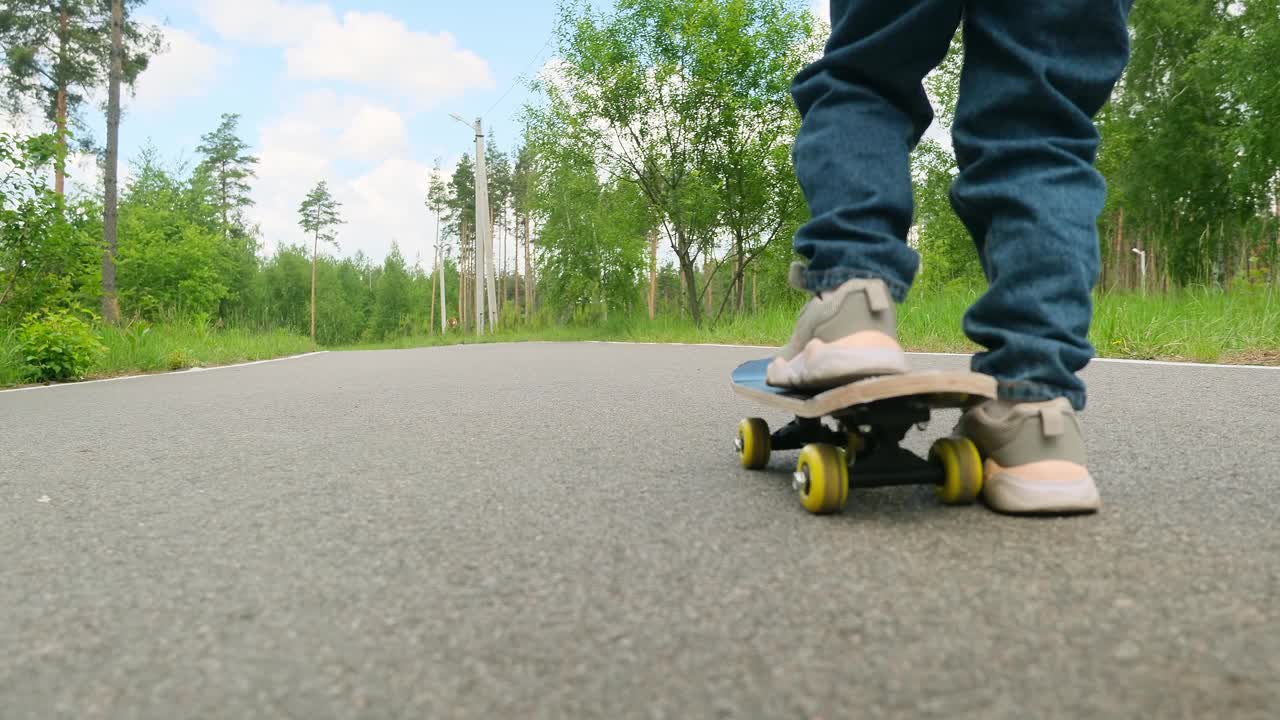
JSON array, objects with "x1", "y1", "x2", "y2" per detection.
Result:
[{"x1": 790, "y1": 0, "x2": 1132, "y2": 410}]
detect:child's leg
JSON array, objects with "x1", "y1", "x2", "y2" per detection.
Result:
[
  {"x1": 950, "y1": 0, "x2": 1133, "y2": 411},
  {"x1": 770, "y1": 1, "x2": 961, "y2": 389},
  {"x1": 949, "y1": 0, "x2": 1133, "y2": 513},
  {"x1": 790, "y1": 0, "x2": 962, "y2": 299}
]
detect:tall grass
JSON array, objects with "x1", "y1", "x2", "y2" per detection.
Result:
[
  {"x1": 359, "y1": 283, "x2": 1280, "y2": 365},
  {"x1": 0, "y1": 319, "x2": 316, "y2": 388},
  {"x1": 1091, "y1": 284, "x2": 1280, "y2": 363},
  {"x1": 0, "y1": 326, "x2": 24, "y2": 387},
  {"x1": 93, "y1": 321, "x2": 317, "y2": 376}
]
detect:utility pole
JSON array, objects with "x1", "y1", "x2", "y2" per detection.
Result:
[
  {"x1": 450, "y1": 114, "x2": 497, "y2": 334},
  {"x1": 476, "y1": 120, "x2": 498, "y2": 332},
  {"x1": 433, "y1": 212, "x2": 447, "y2": 335},
  {"x1": 438, "y1": 244, "x2": 448, "y2": 334}
]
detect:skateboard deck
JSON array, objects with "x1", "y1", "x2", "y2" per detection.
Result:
[
  {"x1": 730, "y1": 358, "x2": 996, "y2": 418},
  {"x1": 730, "y1": 357, "x2": 998, "y2": 514}
]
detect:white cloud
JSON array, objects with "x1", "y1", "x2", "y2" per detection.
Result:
[
  {"x1": 258, "y1": 91, "x2": 408, "y2": 164},
  {"x1": 191, "y1": 0, "x2": 494, "y2": 265},
  {"x1": 250, "y1": 94, "x2": 445, "y2": 268},
  {"x1": 337, "y1": 104, "x2": 409, "y2": 161},
  {"x1": 196, "y1": 1, "x2": 493, "y2": 107},
  {"x1": 287, "y1": 12, "x2": 493, "y2": 107},
  {"x1": 344, "y1": 156, "x2": 438, "y2": 259},
  {"x1": 128, "y1": 26, "x2": 229, "y2": 114},
  {"x1": 195, "y1": 0, "x2": 333, "y2": 46}
]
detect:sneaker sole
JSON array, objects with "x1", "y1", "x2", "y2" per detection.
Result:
[
  {"x1": 982, "y1": 472, "x2": 1102, "y2": 515},
  {"x1": 766, "y1": 340, "x2": 908, "y2": 390}
]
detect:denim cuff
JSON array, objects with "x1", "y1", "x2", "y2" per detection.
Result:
[
  {"x1": 802, "y1": 268, "x2": 909, "y2": 303},
  {"x1": 996, "y1": 379, "x2": 1086, "y2": 412}
]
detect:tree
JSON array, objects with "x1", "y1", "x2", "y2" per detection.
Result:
[
  {"x1": 297, "y1": 181, "x2": 344, "y2": 342},
  {"x1": 528, "y1": 0, "x2": 818, "y2": 325},
  {"x1": 511, "y1": 144, "x2": 537, "y2": 318},
  {"x1": 195, "y1": 113, "x2": 260, "y2": 318},
  {"x1": 525, "y1": 135, "x2": 651, "y2": 321},
  {"x1": 369, "y1": 243, "x2": 412, "y2": 340},
  {"x1": 0, "y1": 0, "x2": 161, "y2": 196},
  {"x1": 446, "y1": 154, "x2": 476, "y2": 331},
  {"x1": 0, "y1": 130, "x2": 97, "y2": 322},
  {"x1": 99, "y1": 0, "x2": 123, "y2": 323},
  {"x1": 115, "y1": 146, "x2": 230, "y2": 320},
  {"x1": 445, "y1": 153, "x2": 476, "y2": 234},
  {"x1": 485, "y1": 136, "x2": 513, "y2": 302},
  {"x1": 426, "y1": 159, "x2": 449, "y2": 333},
  {"x1": 1096, "y1": 0, "x2": 1280, "y2": 287},
  {"x1": 196, "y1": 113, "x2": 259, "y2": 239}
]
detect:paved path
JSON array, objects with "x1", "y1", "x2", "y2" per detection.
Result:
[{"x1": 2, "y1": 343, "x2": 1277, "y2": 719}]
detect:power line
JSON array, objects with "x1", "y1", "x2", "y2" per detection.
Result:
[{"x1": 483, "y1": 31, "x2": 556, "y2": 120}]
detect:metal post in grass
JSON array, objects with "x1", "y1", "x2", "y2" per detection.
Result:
[{"x1": 1133, "y1": 248, "x2": 1147, "y2": 295}]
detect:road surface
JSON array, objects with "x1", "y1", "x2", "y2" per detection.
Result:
[{"x1": 2, "y1": 342, "x2": 1277, "y2": 719}]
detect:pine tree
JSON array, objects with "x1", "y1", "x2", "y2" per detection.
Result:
[
  {"x1": 100, "y1": 0, "x2": 124, "y2": 322},
  {"x1": 196, "y1": 113, "x2": 259, "y2": 239},
  {"x1": 0, "y1": 0, "x2": 161, "y2": 196},
  {"x1": 298, "y1": 181, "x2": 345, "y2": 342}
]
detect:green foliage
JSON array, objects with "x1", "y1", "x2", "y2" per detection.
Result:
[
  {"x1": 90, "y1": 321, "x2": 313, "y2": 378},
  {"x1": 446, "y1": 153, "x2": 476, "y2": 235},
  {"x1": 0, "y1": 0, "x2": 162, "y2": 183},
  {"x1": 0, "y1": 131, "x2": 98, "y2": 323},
  {"x1": 197, "y1": 113, "x2": 260, "y2": 236},
  {"x1": 165, "y1": 347, "x2": 197, "y2": 370},
  {"x1": 1098, "y1": 0, "x2": 1280, "y2": 287},
  {"x1": 912, "y1": 139, "x2": 981, "y2": 289},
  {"x1": 16, "y1": 306, "x2": 104, "y2": 382},
  {"x1": 298, "y1": 180, "x2": 344, "y2": 251},
  {"x1": 523, "y1": 129, "x2": 652, "y2": 321},
  {"x1": 528, "y1": 0, "x2": 820, "y2": 325},
  {"x1": 368, "y1": 243, "x2": 413, "y2": 340},
  {"x1": 486, "y1": 137, "x2": 513, "y2": 221},
  {"x1": 329, "y1": 283, "x2": 1280, "y2": 368},
  {"x1": 112, "y1": 145, "x2": 237, "y2": 320},
  {"x1": 426, "y1": 160, "x2": 449, "y2": 219}
]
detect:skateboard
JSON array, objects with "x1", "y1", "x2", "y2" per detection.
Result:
[{"x1": 731, "y1": 358, "x2": 998, "y2": 514}]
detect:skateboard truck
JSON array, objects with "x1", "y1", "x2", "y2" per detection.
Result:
[
  {"x1": 769, "y1": 417, "x2": 844, "y2": 451},
  {"x1": 731, "y1": 358, "x2": 996, "y2": 515}
]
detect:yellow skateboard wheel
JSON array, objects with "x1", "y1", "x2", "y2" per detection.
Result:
[
  {"x1": 930, "y1": 436, "x2": 983, "y2": 505},
  {"x1": 795, "y1": 443, "x2": 849, "y2": 514},
  {"x1": 737, "y1": 418, "x2": 770, "y2": 470}
]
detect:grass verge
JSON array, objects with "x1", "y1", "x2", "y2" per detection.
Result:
[
  {"x1": 346, "y1": 285, "x2": 1280, "y2": 365},
  {"x1": 3, "y1": 284, "x2": 1275, "y2": 389},
  {"x1": 0, "y1": 321, "x2": 317, "y2": 388}
]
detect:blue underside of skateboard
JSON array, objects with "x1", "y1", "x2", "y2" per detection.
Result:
[{"x1": 729, "y1": 357, "x2": 813, "y2": 401}]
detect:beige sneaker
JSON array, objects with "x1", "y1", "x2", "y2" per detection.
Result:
[
  {"x1": 956, "y1": 397, "x2": 1101, "y2": 514},
  {"x1": 766, "y1": 263, "x2": 908, "y2": 390}
]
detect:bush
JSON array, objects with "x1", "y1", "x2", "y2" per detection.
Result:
[
  {"x1": 165, "y1": 348, "x2": 198, "y2": 370},
  {"x1": 17, "y1": 308, "x2": 105, "y2": 382}
]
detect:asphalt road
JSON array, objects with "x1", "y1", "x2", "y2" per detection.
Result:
[{"x1": 2, "y1": 342, "x2": 1277, "y2": 719}]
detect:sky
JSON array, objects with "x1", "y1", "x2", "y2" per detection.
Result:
[{"x1": 15, "y1": 0, "x2": 831, "y2": 270}]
